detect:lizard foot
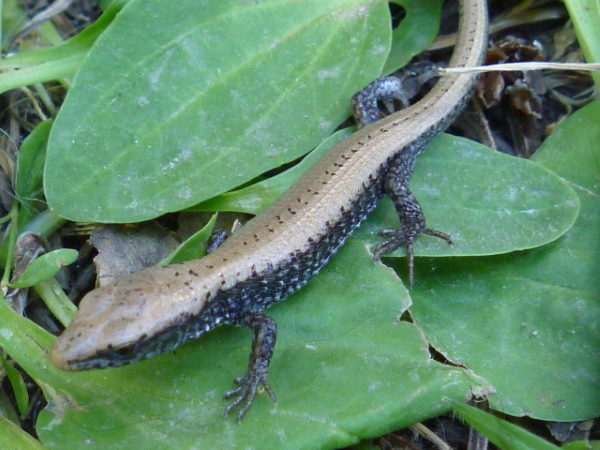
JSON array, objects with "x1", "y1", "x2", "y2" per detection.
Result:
[
  {"x1": 373, "y1": 227, "x2": 452, "y2": 286},
  {"x1": 223, "y1": 313, "x2": 277, "y2": 420},
  {"x1": 224, "y1": 372, "x2": 276, "y2": 421}
]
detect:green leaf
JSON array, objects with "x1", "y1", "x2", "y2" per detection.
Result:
[
  {"x1": 34, "y1": 278, "x2": 77, "y2": 328},
  {"x1": 159, "y1": 213, "x2": 217, "y2": 265},
  {"x1": 15, "y1": 119, "x2": 52, "y2": 226},
  {"x1": 10, "y1": 248, "x2": 78, "y2": 288},
  {"x1": 0, "y1": 238, "x2": 488, "y2": 448},
  {"x1": 355, "y1": 134, "x2": 580, "y2": 257},
  {"x1": 15, "y1": 120, "x2": 51, "y2": 202},
  {"x1": 451, "y1": 401, "x2": 559, "y2": 450},
  {"x1": 99, "y1": 0, "x2": 129, "y2": 11},
  {"x1": 1, "y1": 354, "x2": 28, "y2": 417},
  {"x1": 408, "y1": 100, "x2": 600, "y2": 421},
  {"x1": 564, "y1": 0, "x2": 600, "y2": 87},
  {"x1": 0, "y1": 388, "x2": 19, "y2": 425},
  {"x1": 0, "y1": 415, "x2": 44, "y2": 450},
  {"x1": 44, "y1": 0, "x2": 391, "y2": 222},
  {"x1": 383, "y1": 0, "x2": 442, "y2": 74}
]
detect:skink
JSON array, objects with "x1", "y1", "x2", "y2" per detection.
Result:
[{"x1": 51, "y1": 0, "x2": 488, "y2": 419}]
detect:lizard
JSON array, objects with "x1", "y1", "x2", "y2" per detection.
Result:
[{"x1": 50, "y1": 0, "x2": 488, "y2": 420}]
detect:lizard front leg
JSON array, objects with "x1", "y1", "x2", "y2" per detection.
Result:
[{"x1": 224, "y1": 313, "x2": 277, "y2": 420}]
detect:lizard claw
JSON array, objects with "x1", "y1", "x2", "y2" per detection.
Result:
[{"x1": 224, "y1": 373, "x2": 276, "y2": 421}]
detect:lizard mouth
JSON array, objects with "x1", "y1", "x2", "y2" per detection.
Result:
[
  {"x1": 50, "y1": 311, "x2": 202, "y2": 371},
  {"x1": 73, "y1": 349, "x2": 138, "y2": 370},
  {"x1": 50, "y1": 341, "x2": 141, "y2": 371}
]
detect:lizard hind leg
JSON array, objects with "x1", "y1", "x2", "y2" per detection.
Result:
[
  {"x1": 352, "y1": 73, "x2": 452, "y2": 286},
  {"x1": 374, "y1": 152, "x2": 452, "y2": 286},
  {"x1": 351, "y1": 63, "x2": 439, "y2": 128}
]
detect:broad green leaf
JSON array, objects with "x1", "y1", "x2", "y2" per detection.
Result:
[
  {"x1": 451, "y1": 401, "x2": 559, "y2": 450},
  {"x1": 0, "y1": 415, "x2": 44, "y2": 450},
  {"x1": 355, "y1": 134, "x2": 580, "y2": 257},
  {"x1": 0, "y1": 238, "x2": 485, "y2": 448},
  {"x1": 408, "y1": 100, "x2": 600, "y2": 421},
  {"x1": 44, "y1": 0, "x2": 391, "y2": 223},
  {"x1": 10, "y1": 248, "x2": 78, "y2": 288}
]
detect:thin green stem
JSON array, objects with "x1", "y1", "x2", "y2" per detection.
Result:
[{"x1": 1, "y1": 204, "x2": 19, "y2": 287}]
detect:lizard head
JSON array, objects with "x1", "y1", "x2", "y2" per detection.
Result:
[{"x1": 50, "y1": 263, "x2": 215, "y2": 370}]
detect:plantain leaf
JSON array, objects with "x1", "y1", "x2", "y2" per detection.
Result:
[{"x1": 44, "y1": 0, "x2": 390, "y2": 222}]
